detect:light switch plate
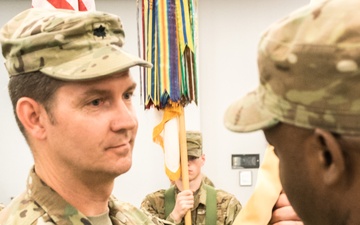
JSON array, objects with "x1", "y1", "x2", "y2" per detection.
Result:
[{"x1": 240, "y1": 171, "x2": 252, "y2": 186}]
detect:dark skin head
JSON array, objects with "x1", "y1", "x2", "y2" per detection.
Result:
[{"x1": 263, "y1": 122, "x2": 360, "y2": 225}]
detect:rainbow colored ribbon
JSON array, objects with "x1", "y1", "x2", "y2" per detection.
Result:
[{"x1": 141, "y1": 0, "x2": 198, "y2": 109}]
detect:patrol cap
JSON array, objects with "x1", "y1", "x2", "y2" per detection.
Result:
[
  {"x1": 0, "y1": 8, "x2": 151, "y2": 80},
  {"x1": 224, "y1": 0, "x2": 360, "y2": 135},
  {"x1": 186, "y1": 131, "x2": 202, "y2": 157}
]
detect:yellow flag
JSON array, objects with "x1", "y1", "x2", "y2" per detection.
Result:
[{"x1": 153, "y1": 105, "x2": 183, "y2": 181}]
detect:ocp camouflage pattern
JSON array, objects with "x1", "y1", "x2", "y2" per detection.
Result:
[
  {"x1": 0, "y1": 168, "x2": 173, "y2": 225},
  {"x1": 141, "y1": 181, "x2": 242, "y2": 225}
]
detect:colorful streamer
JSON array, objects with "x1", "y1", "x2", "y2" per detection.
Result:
[
  {"x1": 141, "y1": 0, "x2": 198, "y2": 109},
  {"x1": 139, "y1": 0, "x2": 199, "y2": 182}
]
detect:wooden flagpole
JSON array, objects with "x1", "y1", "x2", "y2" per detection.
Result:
[{"x1": 179, "y1": 106, "x2": 191, "y2": 225}]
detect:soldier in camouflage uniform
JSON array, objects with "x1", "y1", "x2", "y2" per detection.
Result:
[
  {"x1": 141, "y1": 131, "x2": 241, "y2": 225},
  {"x1": 0, "y1": 8, "x2": 172, "y2": 225},
  {"x1": 224, "y1": 0, "x2": 360, "y2": 224}
]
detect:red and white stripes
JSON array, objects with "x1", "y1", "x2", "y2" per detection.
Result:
[{"x1": 32, "y1": 0, "x2": 96, "y2": 11}]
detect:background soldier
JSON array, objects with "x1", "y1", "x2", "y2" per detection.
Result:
[{"x1": 141, "y1": 131, "x2": 242, "y2": 225}]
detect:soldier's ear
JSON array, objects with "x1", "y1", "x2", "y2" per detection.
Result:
[
  {"x1": 199, "y1": 154, "x2": 206, "y2": 166},
  {"x1": 314, "y1": 128, "x2": 345, "y2": 186},
  {"x1": 16, "y1": 97, "x2": 47, "y2": 140}
]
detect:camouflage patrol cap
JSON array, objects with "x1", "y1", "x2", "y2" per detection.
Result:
[
  {"x1": 0, "y1": 8, "x2": 151, "y2": 80},
  {"x1": 186, "y1": 131, "x2": 202, "y2": 157},
  {"x1": 225, "y1": 0, "x2": 360, "y2": 135}
]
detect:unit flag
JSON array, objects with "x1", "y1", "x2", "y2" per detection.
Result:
[{"x1": 32, "y1": 0, "x2": 96, "y2": 11}]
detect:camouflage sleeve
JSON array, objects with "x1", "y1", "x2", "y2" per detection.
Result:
[
  {"x1": 226, "y1": 196, "x2": 242, "y2": 225},
  {"x1": 141, "y1": 208, "x2": 176, "y2": 225},
  {"x1": 140, "y1": 190, "x2": 166, "y2": 219},
  {"x1": 164, "y1": 214, "x2": 183, "y2": 225},
  {"x1": 140, "y1": 190, "x2": 183, "y2": 225},
  {"x1": 217, "y1": 190, "x2": 242, "y2": 225}
]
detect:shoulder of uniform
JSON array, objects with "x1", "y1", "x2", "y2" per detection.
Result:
[
  {"x1": 143, "y1": 189, "x2": 167, "y2": 200},
  {"x1": 140, "y1": 189, "x2": 168, "y2": 210},
  {"x1": 215, "y1": 189, "x2": 241, "y2": 203},
  {"x1": 0, "y1": 193, "x2": 48, "y2": 224}
]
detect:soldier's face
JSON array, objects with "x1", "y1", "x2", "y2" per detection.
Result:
[
  {"x1": 187, "y1": 154, "x2": 205, "y2": 181},
  {"x1": 263, "y1": 123, "x2": 326, "y2": 225},
  {"x1": 42, "y1": 70, "x2": 138, "y2": 180}
]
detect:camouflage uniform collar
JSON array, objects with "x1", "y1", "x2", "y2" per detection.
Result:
[
  {"x1": 27, "y1": 168, "x2": 132, "y2": 224},
  {"x1": 27, "y1": 167, "x2": 93, "y2": 224},
  {"x1": 1, "y1": 167, "x2": 165, "y2": 224}
]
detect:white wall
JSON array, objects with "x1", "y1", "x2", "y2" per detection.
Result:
[
  {"x1": 197, "y1": 0, "x2": 309, "y2": 206},
  {"x1": 0, "y1": 0, "x2": 308, "y2": 208}
]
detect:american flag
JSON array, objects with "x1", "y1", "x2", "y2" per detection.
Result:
[{"x1": 32, "y1": 0, "x2": 96, "y2": 11}]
